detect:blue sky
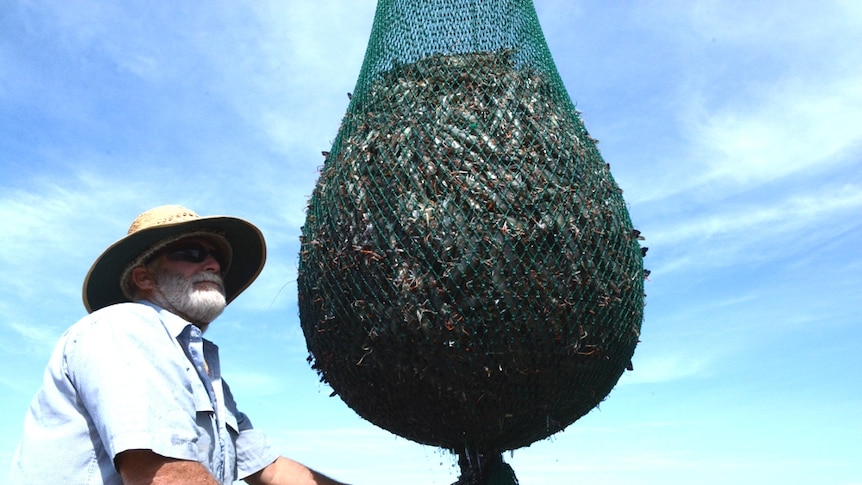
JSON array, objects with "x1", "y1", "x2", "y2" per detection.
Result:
[{"x1": 2, "y1": 1, "x2": 861, "y2": 483}]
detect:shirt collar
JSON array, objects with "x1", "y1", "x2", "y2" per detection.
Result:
[{"x1": 136, "y1": 300, "x2": 197, "y2": 338}]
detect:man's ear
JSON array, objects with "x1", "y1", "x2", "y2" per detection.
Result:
[{"x1": 130, "y1": 266, "x2": 155, "y2": 292}]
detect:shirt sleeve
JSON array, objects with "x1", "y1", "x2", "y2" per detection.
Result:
[
  {"x1": 222, "y1": 379, "x2": 279, "y2": 479},
  {"x1": 64, "y1": 304, "x2": 206, "y2": 462}
]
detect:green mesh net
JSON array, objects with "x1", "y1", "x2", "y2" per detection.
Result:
[{"x1": 297, "y1": 1, "x2": 646, "y2": 483}]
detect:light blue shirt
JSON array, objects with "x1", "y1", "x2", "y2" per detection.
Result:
[{"x1": 9, "y1": 301, "x2": 277, "y2": 484}]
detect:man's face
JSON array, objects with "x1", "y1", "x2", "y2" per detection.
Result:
[{"x1": 147, "y1": 237, "x2": 228, "y2": 325}]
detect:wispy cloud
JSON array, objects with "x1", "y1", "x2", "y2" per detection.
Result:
[
  {"x1": 620, "y1": 352, "x2": 714, "y2": 385},
  {"x1": 0, "y1": 321, "x2": 61, "y2": 357},
  {"x1": 688, "y1": 76, "x2": 862, "y2": 187},
  {"x1": 646, "y1": 182, "x2": 862, "y2": 275},
  {"x1": 620, "y1": 1, "x2": 862, "y2": 205},
  {"x1": 0, "y1": 179, "x2": 116, "y2": 299},
  {"x1": 629, "y1": 73, "x2": 862, "y2": 206}
]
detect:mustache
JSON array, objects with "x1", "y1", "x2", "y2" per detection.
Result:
[{"x1": 192, "y1": 272, "x2": 225, "y2": 293}]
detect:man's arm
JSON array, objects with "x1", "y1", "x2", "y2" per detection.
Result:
[
  {"x1": 115, "y1": 449, "x2": 220, "y2": 485},
  {"x1": 244, "y1": 456, "x2": 348, "y2": 485}
]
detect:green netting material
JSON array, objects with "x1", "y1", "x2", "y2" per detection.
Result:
[{"x1": 297, "y1": 1, "x2": 646, "y2": 482}]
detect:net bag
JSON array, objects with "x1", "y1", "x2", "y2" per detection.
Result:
[{"x1": 297, "y1": 1, "x2": 646, "y2": 482}]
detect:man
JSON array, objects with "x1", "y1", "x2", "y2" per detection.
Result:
[{"x1": 10, "y1": 205, "x2": 348, "y2": 485}]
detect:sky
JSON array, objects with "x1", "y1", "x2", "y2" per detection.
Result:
[{"x1": 2, "y1": 0, "x2": 861, "y2": 484}]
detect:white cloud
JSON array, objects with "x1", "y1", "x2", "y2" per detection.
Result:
[
  {"x1": 683, "y1": 0, "x2": 862, "y2": 47},
  {"x1": 619, "y1": 1, "x2": 862, "y2": 206},
  {"x1": 1, "y1": 321, "x2": 61, "y2": 357},
  {"x1": 656, "y1": 184, "x2": 862, "y2": 244},
  {"x1": 646, "y1": 182, "x2": 862, "y2": 274},
  {"x1": 630, "y1": 72, "x2": 862, "y2": 206},
  {"x1": 620, "y1": 352, "x2": 713, "y2": 385},
  {"x1": 690, "y1": 76, "x2": 862, "y2": 187}
]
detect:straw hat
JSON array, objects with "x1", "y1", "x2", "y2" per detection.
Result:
[{"x1": 82, "y1": 205, "x2": 266, "y2": 313}]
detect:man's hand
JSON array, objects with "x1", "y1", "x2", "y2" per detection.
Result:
[
  {"x1": 245, "y1": 456, "x2": 348, "y2": 485},
  {"x1": 115, "y1": 449, "x2": 220, "y2": 485}
]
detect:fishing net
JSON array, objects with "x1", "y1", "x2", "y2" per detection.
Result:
[{"x1": 297, "y1": 1, "x2": 647, "y2": 483}]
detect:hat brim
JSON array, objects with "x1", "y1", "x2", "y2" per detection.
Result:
[{"x1": 83, "y1": 215, "x2": 266, "y2": 313}]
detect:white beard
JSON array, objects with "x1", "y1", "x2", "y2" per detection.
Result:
[{"x1": 151, "y1": 270, "x2": 227, "y2": 324}]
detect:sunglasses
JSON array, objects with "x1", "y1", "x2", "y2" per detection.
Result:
[{"x1": 148, "y1": 242, "x2": 227, "y2": 268}]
